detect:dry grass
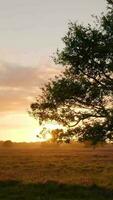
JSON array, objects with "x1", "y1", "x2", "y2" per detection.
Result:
[{"x1": 0, "y1": 144, "x2": 113, "y2": 199}]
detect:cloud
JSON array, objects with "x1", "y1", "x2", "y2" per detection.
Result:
[{"x1": 0, "y1": 61, "x2": 62, "y2": 112}]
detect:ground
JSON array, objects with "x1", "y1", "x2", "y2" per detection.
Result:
[{"x1": 0, "y1": 144, "x2": 113, "y2": 199}]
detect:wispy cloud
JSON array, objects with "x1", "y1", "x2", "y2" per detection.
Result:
[{"x1": 0, "y1": 61, "x2": 62, "y2": 112}]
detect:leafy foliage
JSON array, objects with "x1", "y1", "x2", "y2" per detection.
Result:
[{"x1": 30, "y1": 0, "x2": 113, "y2": 145}]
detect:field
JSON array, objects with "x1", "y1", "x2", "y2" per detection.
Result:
[{"x1": 0, "y1": 144, "x2": 113, "y2": 200}]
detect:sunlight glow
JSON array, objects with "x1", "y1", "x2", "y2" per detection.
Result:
[
  {"x1": 36, "y1": 121, "x2": 65, "y2": 142},
  {"x1": 0, "y1": 112, "x2": 65, "y2": 142}
]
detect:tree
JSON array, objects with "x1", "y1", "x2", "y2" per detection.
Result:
[
  {"x1": 3, "y1": 140, "x2": 13, "y2": 148},
  {"x1": 30, "y1": 0, "x2": 113, "y2": 146}
]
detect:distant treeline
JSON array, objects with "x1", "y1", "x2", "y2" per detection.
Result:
[{"x1": 0, "y1": 140, "x2": 86, "y2": 149}]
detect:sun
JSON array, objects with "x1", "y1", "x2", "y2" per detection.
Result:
[{"x1": 36, "y1": 121, "x2": 65, "y2": 142}]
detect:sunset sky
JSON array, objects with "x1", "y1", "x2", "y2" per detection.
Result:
[{"x1": 0, "y1": 0, "x2": 106, "y2": 142}]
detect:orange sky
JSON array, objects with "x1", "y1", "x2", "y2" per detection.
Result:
[
  {"x1": 0, "y1": 0, "x2": 106, "y2": 142},
  {"x1": 0, "y1": 60, "x2": 61, "y2": 142}
]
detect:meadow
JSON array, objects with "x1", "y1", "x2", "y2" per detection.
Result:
[{"x1": 0, "y1": 143, "x2": 113, "y2": 199}]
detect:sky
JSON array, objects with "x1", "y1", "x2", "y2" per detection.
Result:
[{"x1": 0, "y1": 0, "x2": 107, "y2": 142}]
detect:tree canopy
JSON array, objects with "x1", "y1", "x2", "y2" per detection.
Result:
[{"x1": 30, "y1": 0, "x2": 113, "y2": 146}]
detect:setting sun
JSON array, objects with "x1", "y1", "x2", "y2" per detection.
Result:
[
  {"x1": 36, "y1": 121, "x2": 65, "y2": 142},
  {"x1": 0, "y1": 1, "x2": 112, "y2": 200}
]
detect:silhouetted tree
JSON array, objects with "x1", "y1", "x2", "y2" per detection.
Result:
[
  {"x1": 3, "y1": 140, "x2": 13, "y2": 148},
  {"x1": 30, "y1": 0, "x2": 113, "y2": 146},
  {"x1": 50, "y1": 129, "x2": 65, "y2": 143}
]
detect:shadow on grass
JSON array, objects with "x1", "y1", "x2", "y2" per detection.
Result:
[{"x1": 0, "y1": 180, "x2": 113, "y2": 200}]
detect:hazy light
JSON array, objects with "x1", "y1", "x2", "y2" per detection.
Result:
[{"x1": 0, "y1": 0, "x2": 106, "y2": 142}]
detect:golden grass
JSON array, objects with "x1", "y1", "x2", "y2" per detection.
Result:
[{"x1": 0, "y1": 144, "x2": 113, "y2": 189}]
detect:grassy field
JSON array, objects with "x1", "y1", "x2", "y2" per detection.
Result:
[{"x1": 0, "y1": 144, "x2": 113, "y2": 199}]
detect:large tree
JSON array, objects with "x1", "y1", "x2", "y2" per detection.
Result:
[{"x1": 30, "y1": 0, "x2": 113, "y2": 145}]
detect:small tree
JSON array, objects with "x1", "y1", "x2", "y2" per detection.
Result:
[
  {"x1": 3, "y1": 140, "x2": 13, "y2": 148},
  {"x1": 30, "y1": 0, "x2": 113, "y2": 146}
]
